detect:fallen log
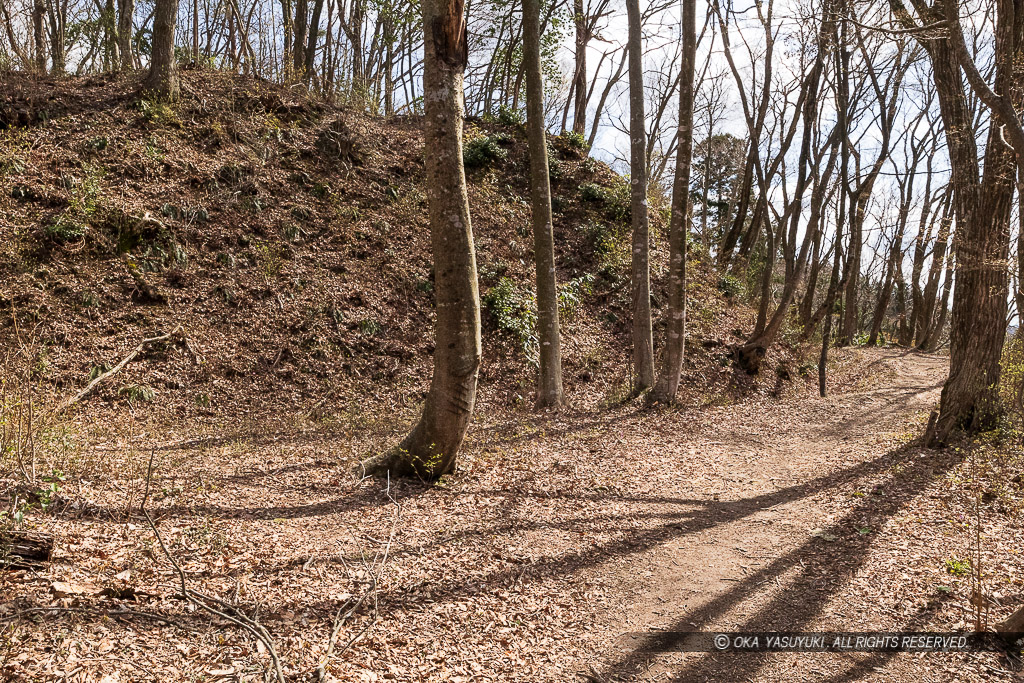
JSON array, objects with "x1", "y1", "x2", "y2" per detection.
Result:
[{"x1": 1, "y1": 530, "x2": 54, "y2": 568}]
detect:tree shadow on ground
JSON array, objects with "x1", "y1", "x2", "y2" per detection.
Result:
[{"x1": 596, "y1": 440, "x2": 959, "y2": 681}]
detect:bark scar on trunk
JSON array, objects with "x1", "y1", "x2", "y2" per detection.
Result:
[{"x1": 431, "y1": 0, "x2": 467, "y2": 68}]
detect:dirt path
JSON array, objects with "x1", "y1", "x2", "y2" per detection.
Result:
[{"x1": 589, "y1": 350, "x2": 980, "y2": 681}]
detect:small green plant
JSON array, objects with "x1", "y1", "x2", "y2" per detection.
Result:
[
  {"x1": 548, "y1": 154, "x2": 564, "y2": 181},
  {"x1": 0, "y1": 128, "x2": 31, "y2": 175},
  {"x1": 464, "y1": 136, "x2": 509, "y2": 169},
  {"x1": 84, "y1": 136, "x2": 109, "y2": 153},
  {"x1": 281, "y1": 223, "x2": 302, "y2": 243},
  {"x1": 482, "y1": 277, "x2": 538, "y2": 364},
  {"x1": 717, "y1": 274, "x2": 744, "y2": 299},
  {"x1": 36, "y1": 470, "x2": 65, "y2": 510},
  {"x1": 144, "y1": 138, "x2": 165, "y2": 161},
  {"x1": 47, "y1": 164, "x2": 103, "y2": 242},
  {"x1": 45, "y1": 215, "x2": 88, "y2": 242},
  {"x1": 561, "y1": 130, "x2": 590, "y2": 152},
  {"x1": 255, "y1": 241, "x2": 284, "y2": 281},
  {"x1": 118, "y1": 384, "x2": 155, "y2": 404},
  {"x1": 558, "y1": 274, "x2": 594, "y2": 321},
  {"x1": 88, "y1": 363, "x2": 111, "y2": 380},
  {"x1": 138, "y1": 99, "x2": 180, "y2": 126},
  {"x1": 582, "y1": 221, "x2": 624, "y2": 258},
  {"x1": 359, "y1": 319, "x2": 382, "y2": 336},
  {"x1": 580, "y1": 182, "x2": 606, "y2": 202},
  {"x1": 944, "y1": 557, "x2": 972, "y2": 576},
  {"x1": 497, "y1": 106, "x2": 525, "y2": 126},
  {"x1": 579, "y1": 179, "x2": 630, "y2": 221}
]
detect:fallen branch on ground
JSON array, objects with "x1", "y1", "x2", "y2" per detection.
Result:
[
  {"x1": 56, "y1": 326, "x2": 182, "y2": 414},
  {"x1": 316, "y1": 473, "x2": 400, "y2": 681}
]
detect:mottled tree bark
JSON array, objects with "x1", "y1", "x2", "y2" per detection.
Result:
[
  {"x1": 366, "y1": 0, "x2": 479, "y2": 478},
  {"x1": 142, "y1": 0, "x2": 179, "y2": 101},
  {"x1": 650, "y1": 0, "x2": 695, "y2": 403},
  {"x1": 523, "y1": 0, "x2": 564, "y2": 408},
  {"x1": 626, "y1": 0, "x2": 654, "y2": 392},
  {"x1": 898, "y1": 0, "x2": 1020, "y2": 440},
  {"x1": 118, "y1": 0, "x2": 134, "y2": 70},
  {"x1": 32, "y1": 0, "x2": 45, "y2": 71}
]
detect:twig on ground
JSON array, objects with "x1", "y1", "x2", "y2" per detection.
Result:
[
  {"x1": 57, "y1": 326, "x2": 183, "y2": 414},
  {"x1": 139, "y1": 449, "x2": 286, "y2": 683},
  {"x1": 0, "y1": 606, "x2": 181, "y2": 628},
  {"x1": 317, "y1": 473, "x2": 400, "y2": 681}
]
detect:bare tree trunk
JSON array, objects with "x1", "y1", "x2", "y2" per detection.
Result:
[
  {"x1": 45, "y1": 0, "x2": 66, "y2": 74},
  {"x1": 896, "y1": 267, "x2": 912, "y2": 346},
  {"x1": 303, "y1": 0, "x2": 325, "y2": 84},
  {"x1": 869, "y1": 170, "x2": 915, "y2": 345},
  {"x1": 192, "y1": 0, "x2": 199, "y2": 62},
  {"x1": 367, "y1": 0, "x2": 479, "y2": 478},
  {"x1": 523, "y1": 0, "x2": 563, "y2": 409},
  {"x1": 293, "y1": 0, "x2": 308, "y2": 78},
  {"x1": 32, "y1": 0, "x2": 46, "y2": 71},
  {"x1": 143, "y1": 0, "x2": 179, "y2": 101},
  {"x1": 118, "y1": 0, "x2": 134, "y2": 70},
  {"x1": 281, "y1": 0, "x2": 293, "y2": 74},
  {"x1": 923, "y1": 252, "x2": 954, "y2": 352},
  {"x1": 650, "y1": 0, "x2": 695, "y2": 404},
  {"x1": 904, "y1": 0, "x2": 1016, "y2": 441},
  {"x1": 626, "y1": 0, "x2": 654, "y2": 392},
  {"x1": 571, "y1": 0, "x2": 587, "y2": 135}
]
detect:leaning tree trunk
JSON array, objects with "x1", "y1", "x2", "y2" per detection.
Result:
[
  {"x1": 303, "y1": 0, "x2": 326, "y2": 85},
  {"x1": 364, "y1": 0, "x2": 479, "y2": 479},
  {"x1": 923, "y1": 7, "x2": 1016, "y2": 442},
  {"x1": 626, "y1": 0, "x2": 655, "y2": 392},
  {"x1": 523, "y1": 0, "x2": 563, "y2": 409},
  {"x1": 143, "y1": 0, "x2": 180, "y2": 101},
  {"x1": 650, "y1": 0, "x2": 695, "y2": 404}
]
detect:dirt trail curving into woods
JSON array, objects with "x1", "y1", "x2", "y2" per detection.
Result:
[{"x1": 585, "y1": 350, "x2": 1018, "y2": 682}]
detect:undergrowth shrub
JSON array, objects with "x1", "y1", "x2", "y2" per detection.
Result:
[
  {"x1": 560, "y1": 130, "x2": 590, "y2": 153},
  {"x1": 46, "y1": 164, "x2": 103, "y2": 243},
  {"x1": 578, "y1": 179, "x2": 630, "y2": 221},
  {"x1": 464, "y1": 136, "x2": 509, "y2": 169},
  {"x1": 496, "y1": 106, "x2": 524, "y2": 127},
  {"x1": 558, "y1": 274, "x2": 594, "y2": 321},
  {"x1": 483, "y1": 277, "x2": 538, "y2": 365},
  {"x1": 717, "y1": 274, "x2": 744, "y2": 299}
]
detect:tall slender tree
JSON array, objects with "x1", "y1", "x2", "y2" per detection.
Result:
[
  {"x1": 365, "y1": 0, "x2": 480, "y2": 478},
  {"x1": 650, "y1": 0, "x2": 696, "y2": 403},
  {"x1": 625, "y1": 0, "x2": 654, "y2": 392},
  {"x1": 523, "y1": 0, "x2": 564, "y2": 408}
]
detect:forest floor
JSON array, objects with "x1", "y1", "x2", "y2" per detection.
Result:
[{"x1": 3, "y1": 347, "x2": 1023, "y2": 682}]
